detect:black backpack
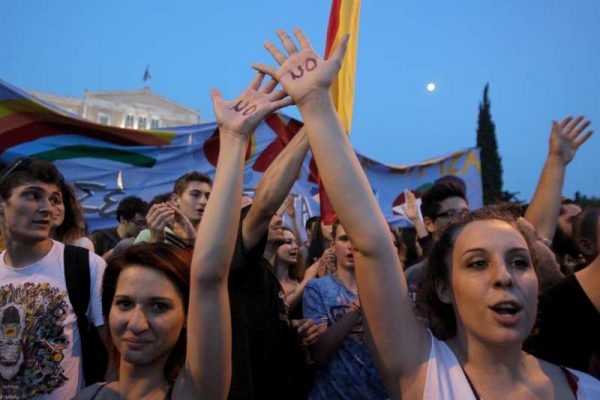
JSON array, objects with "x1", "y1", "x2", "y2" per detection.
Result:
[{"x1": 64, "y1": 245, "x2": 108, "y2": 385}]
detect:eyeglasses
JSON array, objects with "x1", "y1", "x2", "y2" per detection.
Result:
[{"x1": 434, "y1": 208, "x2": 468, "y2": 220}]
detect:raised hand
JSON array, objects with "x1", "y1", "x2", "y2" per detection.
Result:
[
  {"x1": 252, "y1": 28, "x2": 349, "y2": 106},
  {"x1": 168, "y1": 202, "x2": 197, "y2": 240},
  {"x1": 211, "y1": 72, "x2": 292, "y2": 139},
  {"x1": 549, "y1": 116, "x2": 593, "y2": 165},
  {"x1": 402, "y1": 190, "x2": 421, "y2": 222},
  {"x1": 145, "y1": 203, "x2": 175, "y2": 242}
]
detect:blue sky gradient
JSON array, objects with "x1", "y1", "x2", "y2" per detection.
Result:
[{"x1": 2, "y1": 0, "x2": 599, "y2": 200}]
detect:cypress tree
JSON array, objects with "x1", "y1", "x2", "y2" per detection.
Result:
[{"x1": 476, "y1": 83, "x2": 503, "y2": 204}]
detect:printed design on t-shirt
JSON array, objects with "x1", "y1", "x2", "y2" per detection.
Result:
[
  {"x1": 329, "y1": 304, "x2": 363, "y2": 341},
  {"x1": 0, "y1": 282, "x2": 69, "y2": 399}
]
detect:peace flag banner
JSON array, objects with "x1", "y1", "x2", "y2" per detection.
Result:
[{"x1": 0, "y1": 79, "x2": 482, "y2": 232}]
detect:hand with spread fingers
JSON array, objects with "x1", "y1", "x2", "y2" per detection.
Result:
[
  {"x1": 252, "y1": 28, "x2": 349, "y2": 106},
  {"x1": 549, "y1": 116, "x2": 593, "y2": 165},
  {"x1": 211, "y1": 71, "x2": 292, "y2": 139}
]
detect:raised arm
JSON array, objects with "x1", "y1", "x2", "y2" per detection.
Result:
[
  {"x1": 525, "y1": 116, "x2": 592, "y2": 239},
  {"x1": 253, "y1": 29, "x2": 430, "y2": 381},
  {"x1": 175, "y1": 73, "x2": 291, "y2": 399},
  {"x1": 242, "y1": 127, "x2": 309, "y2": 249}
]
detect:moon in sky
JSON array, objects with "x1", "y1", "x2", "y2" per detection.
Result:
[{"x1": 426, "y1": 82, "x2": 436, "y2": 92}]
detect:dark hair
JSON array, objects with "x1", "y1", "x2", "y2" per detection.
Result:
[
  {"x1": 277, "y1": 227, "x2": 305, "y2": 282},
  {"x1": 305, "y1": 216, "x2": 319, "y2": 233},
  {"x1": 395, "y1": 227, "x2": 422, "y2": 268},
  {"x1": 116, "y1": 196, "x2": 149, "y2": 222},
  {"x1": 102, "y1": 243, "x2": 191, "y2": 380},
  {"x1": 331, "y1": 220, "x2": 341, "y2": 241},
  {"x1": 52, "y1": 180, "x2": 87, "y2": 244},
  {"x1": 417, "y1": 205, "x2": 537, "y2": 340},
  {"x1": 173, "y1": 171, "x2": 212, "y2": 196},
  {"x1": 0, "y1": 158, "x2": 63, "y2": 200},
  {"x1": 149, "y1": 192, "x2": 173, "y2": 208},
  {"x1": 574, "y1": 207, "x2": 600, "y2": 250},
  {"x1": 307, "y1": 217, "x2": 329, "y2": 263},
  {"x1": 420, "y1": 181, "x2": 467, "y2": 220}
]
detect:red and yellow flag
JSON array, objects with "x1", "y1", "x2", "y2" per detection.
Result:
[
  {"x1": 319, "y1": 0, "x2": 361, "y2": 224},
  {"x1": 324, "y1": 0, "x2": 360, "y2": 134}
]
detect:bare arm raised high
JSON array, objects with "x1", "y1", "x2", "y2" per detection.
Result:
[
  {"x1": 173, "y1": 74, "x2": 291, "y2": 400},
  {"x1": 254, "y1": 29, "x2": 431, "y2": 387},
  {"x1": 525, "y1": 116, "x2": 592, "y2": 240}
]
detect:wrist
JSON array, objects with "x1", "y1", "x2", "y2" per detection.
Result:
[
  {"x1": 219, "y1": 128, "x2": 251, "y2": 144},
  {"x1": 296, "y1": 89, "x2": 333, "y2": 114},
  {"x1": 546, "y1": 154, "x2": 568, "y2": 168}
]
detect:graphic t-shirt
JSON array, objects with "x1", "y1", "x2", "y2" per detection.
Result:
[
  {"x1": 303, "y1": 275, "x2": 388, "y2": 399},
  {"x1": 0, "y1": 240, "x2": 105, "y2": 400}
]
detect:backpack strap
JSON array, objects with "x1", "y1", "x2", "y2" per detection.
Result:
[
  {"x1": 63, "y1": 244, "x2": 108, "y2": 385},
  {"x1": 64, "y1": 245, "x2": 91, "y2": 325}
]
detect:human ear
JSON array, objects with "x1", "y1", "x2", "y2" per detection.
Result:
[
  {"x1": 435, "y1": 280, "x2": 452, "y2": 304},
  {"x1": 170, "y1": 193, "x2": 180, "y2": 207}
]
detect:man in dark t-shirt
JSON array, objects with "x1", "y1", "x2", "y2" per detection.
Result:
[
  {"x1": 227, "y1": 128, "x2": 317, "y2": 399},
  {"x1": 91, "y1": 196, "x2": 147, "y2": 256}
]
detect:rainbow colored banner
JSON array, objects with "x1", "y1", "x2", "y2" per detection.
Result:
[{"x1": 0, "y1": 79, "x2": 482, "y2": 233}]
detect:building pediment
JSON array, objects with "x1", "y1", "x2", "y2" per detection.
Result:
[{"x1": 85, "y1": 88, "x2": 197, "y2": 115}]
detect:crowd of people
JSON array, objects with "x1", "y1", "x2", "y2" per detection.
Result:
[{"x1": 1, "y1": 28, "x2": 599, "y2": 399}]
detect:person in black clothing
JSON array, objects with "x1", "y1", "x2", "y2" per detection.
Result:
[
  {"x1": 91, "y1": 196, "x2": 148, "y2": 257},
  {"x1": 525, "y1": 206, "x2": 600, "y2": 376},
  {"x1": 227, "y1": 119, "x2": 320, "y2": 398}
]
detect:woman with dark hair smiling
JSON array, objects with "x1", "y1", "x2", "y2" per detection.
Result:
[
  {"x1": 51, "y1": 179, "x2": 95, "y2": 251},
  {"x1": 76, "y1": 71, "x2": 292, "y2": 399}
]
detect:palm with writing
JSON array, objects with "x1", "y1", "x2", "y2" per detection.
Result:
[
  {"x1": 211, "y1": 72, "x2": 292, "y2": 139},
  {"x1": 549, "y1": 116, "x2": 593, "y2": 165},
  {"x1": 252, "y1": 28, "x2": 349, "y2": 106}
]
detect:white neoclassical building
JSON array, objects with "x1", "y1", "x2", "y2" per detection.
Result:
[{"x1": 29, "y1": 87, "x2": 200, "y2": 129}]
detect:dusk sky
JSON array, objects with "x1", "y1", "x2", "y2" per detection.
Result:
[{"x1": 2, "y1": 0, "x2": 599, "y2": 200}]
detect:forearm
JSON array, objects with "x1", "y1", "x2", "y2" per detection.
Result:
[
  {"x1": 298, "y1": 91, "x2": 429, "y2": 377},
  {"x1": 525, "y1": 155, "x2": 566, "y2": 240},
  {"x1": 251, "y1": 128, "x2": 309, "y2": 219},
  {"x1": 192, "y1": 133, "x2": 246, "y2": 282},
  {"x1": 298, "y1": 93, "x2": 389, "y2": 251},
  {"x1": 287, "y1": 277, "x2": 311, "y2": 311},
  {"x1": 411, "y1": 218, "x2": 429, "y2": 239},
  {"x1": 243, "y1": 128, "x2": 309, "y2": 248},
  {"x1": 310, "y1": 311, "x2": 361, "y2": 365}
]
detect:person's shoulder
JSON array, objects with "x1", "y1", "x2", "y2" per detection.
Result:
[
  {"x1": 74, "y1": 382, "x2": 108, "y2": 400},
  {"x1": 134, "y1": 228, "x2": 151, "y2": 244},
  {"x1": 306, "y1": 275, "x2": 336, "y2": 291},
  {"x1": 567, "y1": 368, "x2": 600, "y2": 396},
  {"x1": 88, "y1": 248, "x2": 107, "y2": 271},
  {"x1": 537, "y1": 357, "x2": 600, "y2": 396}
]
